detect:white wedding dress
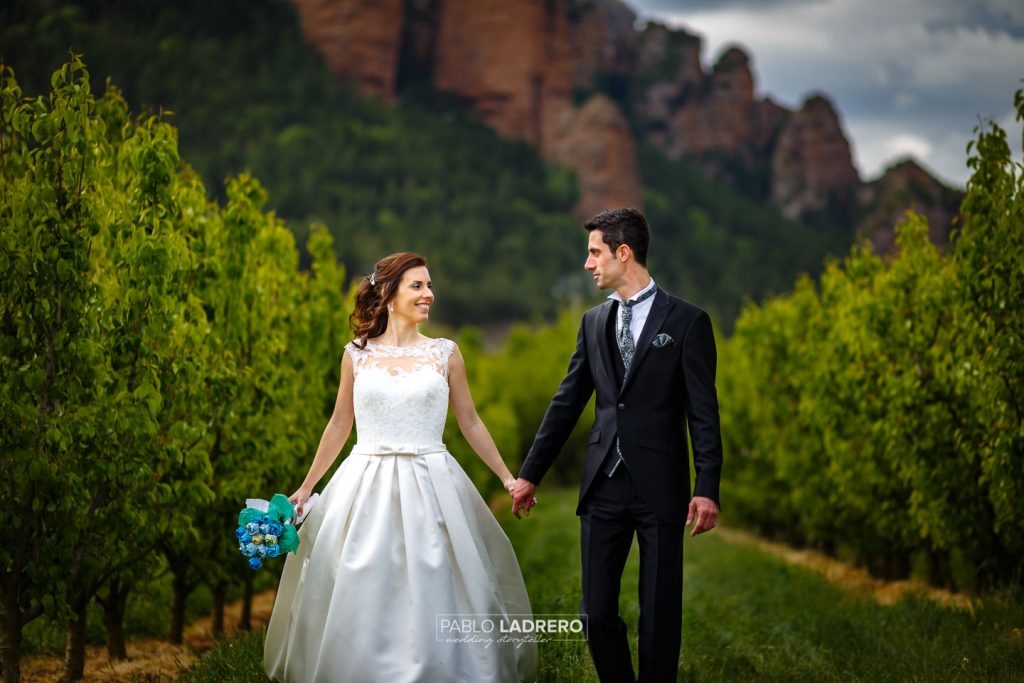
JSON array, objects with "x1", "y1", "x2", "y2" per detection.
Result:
[{"x1": 264, "y1": 338, "x2": 538, "y2": 683}]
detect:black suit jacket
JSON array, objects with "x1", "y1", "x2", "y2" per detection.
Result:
[{"x1": 519, "y1": 288, "x2": 723, "y2": 523}]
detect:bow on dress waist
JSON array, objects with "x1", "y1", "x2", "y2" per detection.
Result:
[{"x1": 350, "y1": 443, "x2": 447, "y2": 456}]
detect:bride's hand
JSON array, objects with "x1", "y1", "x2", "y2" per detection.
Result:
[
  {"x1": 503, "y1": 477, "x2": 516, "y2": 496},
  {"x1": 289, "y1": 486, "x2": 313, "y2": 516}
]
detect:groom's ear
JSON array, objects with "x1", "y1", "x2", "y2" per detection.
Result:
[{"x1": 617, "y1": 244, "x2": 632, "y2": 262}]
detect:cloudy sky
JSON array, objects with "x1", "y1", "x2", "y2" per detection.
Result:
[{"x1": 623, "y1": 0, "x2": 1024, "y2": 187}]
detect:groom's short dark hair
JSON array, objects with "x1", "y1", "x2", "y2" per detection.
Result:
[{"x1": 584, "y1": 207, "x2": 651, "y2": 266}]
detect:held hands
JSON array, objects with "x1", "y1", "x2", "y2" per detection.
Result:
[
  {"x1": 687, "y1": 496, "x2": 719, "y2": 537},
  {"x1": 509, "y1": 478, "x2": 538, "y2": 519}
]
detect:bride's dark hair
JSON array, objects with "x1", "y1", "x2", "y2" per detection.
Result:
[{"x1": 350, "y1": 252, "x2": 428, "y2": 349}]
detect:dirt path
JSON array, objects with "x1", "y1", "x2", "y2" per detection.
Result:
[{"x1": 21, "y1": 591, "x2": 276, "y2": 682}]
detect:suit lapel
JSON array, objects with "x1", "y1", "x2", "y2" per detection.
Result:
[
  {"x1": 593, "y1": 301, "x2": 617, "y2": 388},
  {"x1": 619, "y1": 289, "x2": 672, "y2": 397}
]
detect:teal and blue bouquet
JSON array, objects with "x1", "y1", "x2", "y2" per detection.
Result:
[{"x1": 235, "y1": 493, "x2": 301, "y2": 570}]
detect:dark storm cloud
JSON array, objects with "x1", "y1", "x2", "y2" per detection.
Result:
[
  {"x1": 933, "y1": 2, "x2": 1024, "y2": 38},
  {"x1": 620, "y1": 0, "x2": 1024, "y2": 185},
  {"x1": 626, "y1": 0, "x2": 824, "y2": 13}
]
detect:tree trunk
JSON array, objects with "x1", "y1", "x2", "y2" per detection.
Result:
[
  {"x1": 885, "y1": 550, "x2": 911, "y2": 581},
  {"x1": 926, "y1": 549, "x2": 956, "y2": 591},
  {"x1": 977, "y1": 540, "x2": 1015, "y2": 592},
  {"x1": 98, "y1": 579, "x2": 130, "y2": 660},
  {"x1": 0, "y1": 592, "x2": 23, "y2": 683},
  {"x1": 169, "y1": 564, "x2": 190, "y2": 646},
  {"x1": 862, "y1": 552, "x2": 881, "y2": 577},
  {"x1": 61, "y1": 593, "x2": 88, "y2": 682},
  {"x1": 864, "y1": 547, "x2": 911, "y2": 580},
  {"x1": 211, "y1": 583, "x2": 226, "y2": 639},
  {"x1": 239, "y1": 573, "x2": 254, "y2": 632}
]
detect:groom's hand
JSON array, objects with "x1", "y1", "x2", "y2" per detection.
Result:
[
  {"x1": 510, "y1": 478, "x2": 538, "y2": 519},
  {"x1": 687, "y1": 496, "x2": 719, "y2": 536}
]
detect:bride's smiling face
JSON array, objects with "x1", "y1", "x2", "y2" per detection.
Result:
[{"x1": 388, "y1": 266, "x2": 433, "y2": 323}]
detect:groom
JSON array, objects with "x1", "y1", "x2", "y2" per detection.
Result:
[{"x1": 511, "y1": 207, "x2": 723, "y2": 683}]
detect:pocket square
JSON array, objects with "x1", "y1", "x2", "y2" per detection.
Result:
[{"x1": 652, "y1": 333, "x2": 675, "y2": 348}]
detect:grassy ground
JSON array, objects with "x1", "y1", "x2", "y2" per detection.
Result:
[{"x1": 182, "y1": 488, "x2": 1024, "y2": 682}]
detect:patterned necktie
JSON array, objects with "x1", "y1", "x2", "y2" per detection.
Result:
[
  {"x1": 616, "y1": 285, "x2": 657, "y2": 374},
  {"x1": 605, "y1": 285, "x2": 657, "y2": 477}
]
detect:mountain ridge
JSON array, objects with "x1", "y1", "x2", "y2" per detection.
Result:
[
  {"x1": 0, "y1": 0, "x2": 912, "y2": 329},
  {"x1": 292, "y1": 0, "x2": 959, "y2": 248}
]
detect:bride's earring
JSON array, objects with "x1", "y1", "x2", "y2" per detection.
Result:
[{"x1": 388, "y1": 303, "x2": 395, "y2": 313}]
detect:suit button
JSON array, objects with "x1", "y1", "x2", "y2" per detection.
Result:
[{"x1": 617, "y1": 403, "x2": 625, "y2": 410}]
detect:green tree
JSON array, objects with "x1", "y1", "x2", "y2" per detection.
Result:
[
  {"x1": 56, "y1": 75, "x2": 215, "y2": 679},
  {"x1": 717, "y1": 87, "x2": 1024, "y2": 589},
  {"x1": 719, "y1": 278, "x2": 826, "y2": 546},
  {"x1": 952, "y1": 91, "x2": 1024, "y2": 584},
  {"x1": 0, "y1": 57, "x2": 112, "y2": 683},
  {"x1": 165, "y1": 173, "x2": 303, "y2": 641},
  {"x1": 1, "y1": 58, "x2": 358, "y2": 680}
]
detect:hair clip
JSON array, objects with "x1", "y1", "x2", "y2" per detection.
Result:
[{"x1": 369, "y1": 272, "x2": 376, "y2": 286}]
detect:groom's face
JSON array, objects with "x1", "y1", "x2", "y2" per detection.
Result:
[{"x1": 585, "y1": 230, "x2": 623, "y2": 290}]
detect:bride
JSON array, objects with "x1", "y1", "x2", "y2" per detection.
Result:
[{"x1": 264, "y1": 252, "x2": 538, "y2": 682}]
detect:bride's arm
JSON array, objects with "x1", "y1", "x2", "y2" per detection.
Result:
[
  {"x1": 448, "y1": 345, "x2": 516, "y2": 492},
  {"x1": 289, "y1": 351, "x2": 355, "y2": 514}
]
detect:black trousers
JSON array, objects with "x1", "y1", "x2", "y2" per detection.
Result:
[{"x1": 580, "y1": 463, "x2": 685, "y2": 683}]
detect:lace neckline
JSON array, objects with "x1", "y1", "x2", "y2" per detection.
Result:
[
  {"x1": 365, "y1": 337, "x2": 435, "y2": 349},
  {"x1": 351, "y1": 337, "x2": 453, "y2": 378}
]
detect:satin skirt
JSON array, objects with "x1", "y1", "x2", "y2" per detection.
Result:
[{"x1": 264, "y1": 449, "x2": 538, "y2": 683}]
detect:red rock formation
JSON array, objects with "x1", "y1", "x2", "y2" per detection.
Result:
[
  {"x1": 751, "y1": 97, "x2": 788, "y2": 151},
  {"x1": 670, "y1": 46, "x2": 757, "y2": 157},
  {"x1": 549, "y1": 94, "x2": 644, "y2": 218},
  {"x1": 432, "y1": 0, "x2": 574, "y2": 151},
  {"x1": 771, "y1": 94, "x2": 861, "y2": 219},
  {"x1": 635, "y1": 21, "x2": 703, "y2": 87},
  {"x1": 857, "y1": 159, "x2": 961, "y2": 253},
  {"x1": 432, "y1": 0, "x2": 641, "y2": 217},
  {"x1": 565, "y1": 0, "x2": 639, "y2": 93},
  {"x1": 291, "y1": 0, "x2": 403, "y2": 103},
  {"x1": 632, "y1": 21, "x2": 704, "y2": 148},
  {"x1": 286, "y1": 0, "x2": 950, "y2": 241}
]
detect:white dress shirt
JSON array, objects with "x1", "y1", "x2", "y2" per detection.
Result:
[{"x1": 608, "y1": 278, "x2": 657, "y2": 345}]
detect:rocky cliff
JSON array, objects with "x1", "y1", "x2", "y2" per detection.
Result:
[
  {"x1": 290, "y1": 0, "x2": 958, "y2": 245},
  {"x1": 292, "y1": 0, "x2": 642, "y2": 217},
  {"x1": 771, "y1": 94, "x2": 861, "y2": 220},
  {"x1": 549, "y1": 94, "x2": 644, "y2": 219},
  {"x1": 292, "y1": 0, "x2": 404, "y2": 104},
  {"x1": 857, "y1": 159, "x2": 962, "y2": 253},
  {"x1": 433, "y1": 0, "x2": 573, "y2": 150},
  {"x1": 566, "y1": 0, "x2": 640, "y2": 95},
  {"x1": 430, "y1": 0, "x2": 647, "y2": 218},
  {"x1": 628, "y1": 24, "x2": 865, "y2": 223}
]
